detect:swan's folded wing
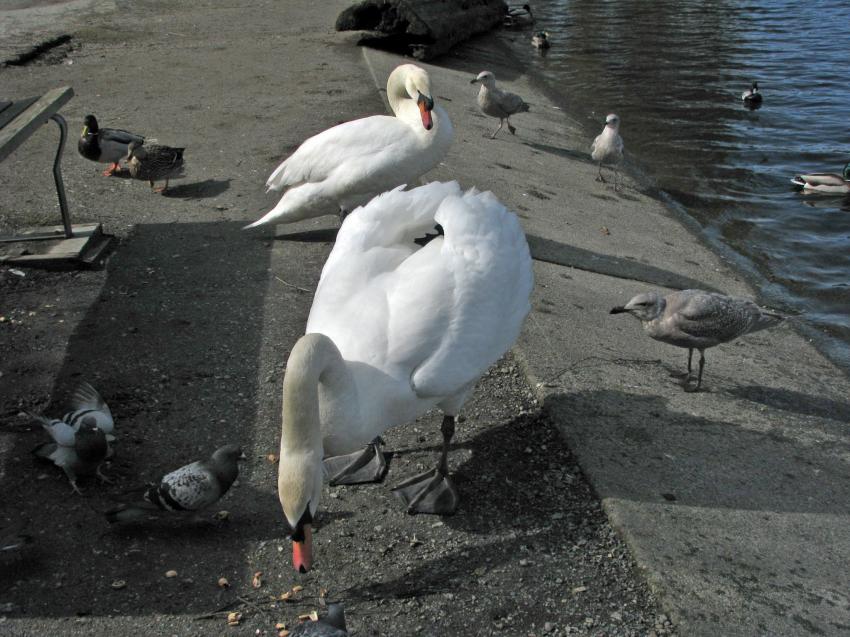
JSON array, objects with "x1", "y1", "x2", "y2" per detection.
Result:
[
  {"x1": 307, "y1": 182, "x2": 464, "y2": 331},
  {"x1": 405, "y1": 189, "x2": 533, "y2": 397},
  {"x1": 266, "y1": 115, "x2": 412, "y2": 191}
]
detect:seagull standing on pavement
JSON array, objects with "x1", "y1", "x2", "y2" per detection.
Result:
[
  {"x1": 591, "y1": 113, "x2": 624, "y2": 189},
  {"x1": 470, "y1": 71, "x2": 530, "y2": 139},
  {"x1": 105, "y1": 445, "x2": 242, "y2": 523},
  {"x1": 610, "y1": 289, "x2": 785, "y2": 391}
]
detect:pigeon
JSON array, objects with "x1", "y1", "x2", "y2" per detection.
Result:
[
  {"x1": 610, "y1": 289, "x2": 785, "y2": 391},
  {"x1": 31, "y1": 414, "x2": 110, "y2": 494},
  {"x1": 126, "y1": 140, "x2": 185, "y2": 193},
  {"x1": 470, "y1": 71, "x2": 530, "y2": 139},
  {"x1": 105, "y1": 445, "x2": 242, "y2": 523},
  {"x1": 591, "y1": 113, "x2": 624, "y2": 189},
  {"x1": 65, "y1": 381, "x2": 115, "y2": 449},
  {"x1": 77, "y1": 114, "x2": 145, "y2": 176},
  {"x1": 289, "y1": 603, "x2": 348, "y2": 636}
]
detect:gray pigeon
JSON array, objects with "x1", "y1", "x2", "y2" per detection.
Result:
[
  {"x1": 289, "y1": 603, "x2": 348, "y2": 636},
  {"x1": 65, "y1": 381, "x2": 115, "y2": 454},
  {"x1": 31, "y1": 414, "x2": 110, "y2": 494},
  {"x1": 470, "y1": 71, "x2": 530, "y2": 138},
  {"x1": 610, "y1": 289, "x2": 785, "y2": 391},
  {"x1": 105, "y1": 444, "x2": 242, "y2": 523}
]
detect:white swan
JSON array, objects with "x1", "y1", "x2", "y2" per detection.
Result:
[
  {"x1": 244, "y1": 65, "x2": 453, "y2": 229},
  {"x1": 276, "y1": 181, "x2": 533, "y2": 572}
]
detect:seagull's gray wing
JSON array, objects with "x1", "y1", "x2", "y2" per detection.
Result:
[{"x1": 671, "y1": 293, "x2": 767, "y2": 343}]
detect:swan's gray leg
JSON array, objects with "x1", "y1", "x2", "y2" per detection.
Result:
[
  {"x1": 323, "y1": 438, "x2": 387, "y2": 485},
  {"x1": 392, "y1": 415, "x2": 459, "y2": 515}
]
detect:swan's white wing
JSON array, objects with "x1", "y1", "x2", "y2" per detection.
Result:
[
  {"x1": 405, "y1": 188, "x2": 533, "y2": 396},
  {"x1": 266, "y1": 115, "x2": 416, "y2": 192},
  {"x1": 307, "y1": 182, "x2": 532, "y2": 400}
]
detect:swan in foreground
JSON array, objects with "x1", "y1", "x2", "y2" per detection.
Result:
[
  {"x1": 277, "y1": 181, "x2": 533, "y2": 572},
  {"x1": 610, "y1": 289, "x2": 784, "y2": 391},
  {"x1": 791, "y1": 160, "x2": 850, "y2": 194},
  {"x1": 591, "y1": 113, "x2": 624, "y2": 189},
  {"x1": 741, "y1": 81, "x2": 763, "y2": 108},
  {"x1": 245, "y1": 65, "x2": 453, "y2": 229},
  {"x1": 470, "y1": 71, "x2": 530, "y2": 139}
]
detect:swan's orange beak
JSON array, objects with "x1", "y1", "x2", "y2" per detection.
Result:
[
  {"x1": 292, "y1": 524, "x2": 312, "y2": 573},
  {"x1": 417, "y1": 93, "x2": 434, "y2": 131}
]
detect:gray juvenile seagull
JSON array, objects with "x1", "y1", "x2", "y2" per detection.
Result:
[
  {"x1": 610, "y1": 289, "x2": 785, "y2": 391},
  {"x1": 31, "y1": 414, "x2": 110, "y2": 494},
  {"x1": 290, "y1": 603, "x2": 348, "y2": 636},
  {"x1": 105, "y1": 444, "x2": 241, "y2": 523},
  {"x1": 591, "y1": 113, "x2": 624, "y2": 188},
  {"x1": 470, "y1": 71, "x2": 530, "y2": 139}
]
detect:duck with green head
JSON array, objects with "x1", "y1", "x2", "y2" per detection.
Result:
[
  {"x1": 77, "y1": 114, "x2": 145, "y2": 176},
  {"x1": 791, "y1": 160, "x2": 850, "y2": 194}
]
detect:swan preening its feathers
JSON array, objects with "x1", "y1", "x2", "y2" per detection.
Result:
[
  {"x1": 245, "y1": 64, "x2": 453, "y2": 229},
  {"x1": 277, "y1": 182, "x2": 533, "y2": 572}
]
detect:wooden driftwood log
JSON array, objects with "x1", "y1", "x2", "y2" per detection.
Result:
[{"x1": 336, "y1": 0, "x2": 507, "y2": 60}]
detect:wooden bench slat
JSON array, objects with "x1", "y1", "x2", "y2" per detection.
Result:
[{"x1": 0, "y1": 86, "x2": 74, "y2": 163}]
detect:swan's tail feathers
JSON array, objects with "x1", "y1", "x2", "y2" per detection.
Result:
[{"x1": 265, "y1": 160, "x2": 290, "y2": 192}]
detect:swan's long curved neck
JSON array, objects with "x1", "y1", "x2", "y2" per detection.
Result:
[
  {"x1": 280, "y1": 333, "x2": 353, "y2": 454},
  {"x1": 386, "y1": 70, "x2": 411, "y2": 117}
]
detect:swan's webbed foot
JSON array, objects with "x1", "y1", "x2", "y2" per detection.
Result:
[
  {"x1": 392, "y1": 467, "x2": 458, "y2": 515},
  {"x1": 323, "y1": 440, "x2": 387, "y2": 486}
]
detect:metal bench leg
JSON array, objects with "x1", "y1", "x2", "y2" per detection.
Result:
[{"x1": 49, "y1": 113, "x2": 72, "y2": 238}]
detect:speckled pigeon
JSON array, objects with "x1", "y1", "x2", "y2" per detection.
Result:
[
  {"x1": 105, "y1": 445, "x2": 242, "y2": 523},
  {"x1": 290, "y1": 603, "x2": 348, "y2": 636}
]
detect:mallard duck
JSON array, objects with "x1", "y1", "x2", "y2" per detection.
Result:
[
  {"x1": 531, "y1": 31, "x2": 550, "y2": 49},
  {"x1": 276, "y1": 181, "x2": 533, "y2": 572},
  {"x1": 126, "y1": 140, "x2": 185, "y2": 193},
  {"x1": 741, "y1": 81, "x2": 763, "y2": 107},
  {"x1": 504, "y1": 3, "x2": 534, "y2": 27},
  {"x1": 610, "y1": 290, "x2": 785, "y2": 392},
  {"x1": 244, "y1": 64, "x2": 453, "y2": 229},
  {"x1": 791, "y1": 161, "x2": 850, "y2": 194},
  {"x1": 591, "y1": 113, "x2": 624, "y2": 188},
  {"x1": 77, "y1": 114, "x2": 145, "y2": 176},
  {"x1": 470, "y1": 70, "x2": 530, "y2": 138}
]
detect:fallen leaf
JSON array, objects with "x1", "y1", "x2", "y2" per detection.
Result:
[
  {"x1": 280, "y1": 591, "x2": 293, "y2": 601},
  {"x1": 572, "y1": 585, "x2": 587, "y2": 594},
  {"x1": 291, "y1": 585, "x2": 303, "y2": 593},
  {"x1": 165, "y1": 570, "x2": 178, "y2": 578},
  {"x1": 275, "y1": 622, "x2": 287, "y2": 630},
  {"x1": 298, "y1": 611, "x2": 319, "y2": 622},
  {"x1": 600, "y1": 226, "x2": 610, "y2": 235},
  {"x1": 252, "y1": 571, "x2": 263, "y2": 588},
  {"x1": 319, "y1": 588, "x2": 328, "y2": 598},
  {"x1": 267, "y1": 453, "x2": 279, "y2": 463},
  {"x1": 227, "y1": 611, "x2": 242, "y2": 626},
  {"x1": 110, "y1": 580, "x2": 126, "y2": 590},
  {"x1": 218, "y1": 577, "x2": 230, "y2": 589},
  {"x1": 278, "y1": 631, "x2": 290, "y2": 637},
  {"x1": 215, "y1": 510, "x2": 230, "y2": 521}
]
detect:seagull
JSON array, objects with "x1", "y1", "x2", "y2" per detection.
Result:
[
  {"x1": 470, "y1": 71, "x2": 530, "y2": 139},
  {"x1": 105, "y1": 445, "x2": 242, "y2": 523},
  {"x1": 610, "y1": 289, "x2": 785, "y2": 391},
  {"x1": 31, "y1": 415, "x2": 110, "y2": 494},
  {"x1": 289, "y1": 603, "x2": 348, "y2": 636},
  {"x1": 591, "y1": 113, "x2": 624, "y2": 189},
  {"x1": 741, "y1": 81, "x2": 763, "y2": 107}
]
